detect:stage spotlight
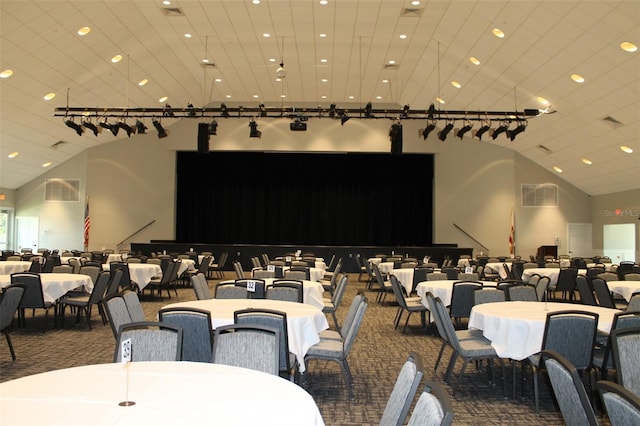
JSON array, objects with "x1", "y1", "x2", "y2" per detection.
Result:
[
  {"x1": 118, "y1": 121, "x2": 134, "y2": 137},
  {"x1": 249, "y1": 119, "x2": 261, "y2": 138},
  {"x1": 455, "y1": 121, "x2": 474, "y2": 139},
  {"x1": 328, "y1": 103, "x2": 336, "y2": 118},
  {"x1": 437, "y1": 121, "x2": 454, "y2": 141},
  {"x1": 340, "y1": 113, "x2": 350, "y2": 125},
  {"x1": 473, "y1": 121, "x2": 491, "y2": 140},
  {"x1": 152, "y1": 119, "x2": 168, "y2": 138},
  {"x1": 506, "y1": 120, "x2": 527, "y2": 141},
  {"x1": 258, "y1": 103, "x2": 267, "y2": 117},
  {"x1": 99, "y1": 118, "x2": 111, "y2": 131},
  {"x1": 401, "y1": 104, "x2": 410, "y2": 118},
  {"x1": 208, "y1": 119, "x2": 218, "y2": 135},
  {"x1": 65, "y1": 119, "x2": 84, "y2": 136},
  {"x1": 82, "y1": 120, "x2": 100, "y2": 136},
  {"x1": 135, "y1": 120, "x2": 148, "y2": 134},
  {"x1": 163, "y1": 103, "x2": 175, "y2": 117},
  {"x1": 221, "y1": 103, "x2": 229, "y2": 118},
  {"x1": 364, "y1": 102, "x2": 374, "y2": 118},
  {"x1": 491, "y1": 122, "x2": 509, "y2": 140},
  {"x1": 187, "y1": 103, "x2": 196, "y2": 117},
  {"x1": 421, "y1": 121, "x2": 437, "y2": 140},
  {"x1": 427, "y1": 103, "x2": 436, "y2": 119}
]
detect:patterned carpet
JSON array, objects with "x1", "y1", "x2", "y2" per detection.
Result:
[{"x1": 1, "y1": 273, "x2": 600, "y2": 425}]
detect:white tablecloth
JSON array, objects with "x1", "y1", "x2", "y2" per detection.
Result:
[
  {"x1": 162, "y1": 299, "x2": 328, "y2": 372},
  {"x1": 389, "y1": 269, "x2": 416, "y2": 295},
  {"x1": 177, "y1": 259, "x2": 196, "y2": 276},
  {"x1": 607, "y1": 280, "x2": 640, "y2": 302},
  {"x1": 0, "y1": 362, "x2": 325, "y2": 426},
  {"x1": 102, "y1": 263, "x2": 162, "y2": 290},
  {"x1": 221, "y1": 278, "x2": 324, "y2": 310},
  {"x1": 0, "y1": 261, "x2": 31, "y2": 275},
  {"x1": 484, "y1": 262, "x2": 512, "y2": 279},
  {"x1": 586, "y1": 263, "x2": 616, "y2": 271},
  {"x1": 0, "y1": 273, "x2": 93, "y2": 303},
  {"x1": 468, "y1": 301, "x2": 618, "y2": 360},
  {"x1": 415, "y1": 280, "x2": 497, "y2": 307},
  {"x1": 521, "y1": 268, "x2": 586, "y2": 285}
]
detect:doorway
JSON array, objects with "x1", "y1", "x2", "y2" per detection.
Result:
[{"x1": 604, "y1": 223, "x2": 636, "y2": 263}]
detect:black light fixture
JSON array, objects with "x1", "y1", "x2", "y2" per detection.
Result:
[
  {"x1": 491, "y1": 121, "x2": 509, "y2": 140},
  {"x1": 117, "y1": 121, "x2": 134, "y2": 137},
  {"x1": 99, "y1": 118, "x2": 111, "y2": 131},
  {"x1": 437, "y1": 120, "x2": 454, "y2": 141},
  {"x1": 163, "y1": 103, "x2": 175, "y2": 117},
  {"x1": 135, "y1": 120, "x2": 147, "y2": 134},
  {"x1": 455, "y1": 120, "x2": 474, "y2": 139},
  {"x1": 421, "y1": 121, "x2": 437, "y2": 140},
  {"x1": 364, "y1": 102, "x2": 374, "y2": 118},
  {"x1": 186, "y1": 103, "x2": 197, "y2": 117},
  {"x1": 290, "y1": 114, "x2": 308, "y2": 131},
  {"x1": 248, "y1": 119, "x2": 261, "y2": 138},
  {"x1": 473, "y1": 120, "x2": 491, "y2": 140},
  {"x1": 82, "y1": 120, "x2": 100, "y2": 136},
  {"x1": 208, "y1": 119, "x2": 218, "y2": 135},
  {"x1": 340, "y1": 111, "x2": 350, "y2": 125},
  {"x1": 427, "y1": 103, "x2": 436, "y2": 119},
  {"x1": 328, "y1": 103, "x2": 337, "y2": 118},
  {"x1": 506, "y1": 120, "x2": 527, "y2": 141},
  {"x1": 152, "y1": 119, "x2": 168, "y2": 138},
  {"x1": 401, "y1": 104, "x2": 410, "y2": 118},
  {"x1": 65, "y1": 118, "x2": 84, "y2": 136},
  {"x1": 221, "y1": 103, "x2": 229, "y2": 118},
  {"x1": 258, "y1": 104, "x2": 267, "y2": 117}
]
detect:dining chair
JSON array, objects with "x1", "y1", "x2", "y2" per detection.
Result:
[
  {"x1": 11, "y1": 272, "x2": 57, "y2": 332},
  {"x1": 191, "y1": 273, "x2": 212, "y2": 300},
  {"x1": 379, "y1": 353, "x2": 424, "y2": 426},
  {"x1": 0, "y1": 284, "x2": 26, "y2": 360},
  {"x1": 234, "y1": 308, "x2": 296, "y2": 380},
  {"x1": 233, "y1": 261, "x2": 245, "y2": 279},
  {"x1": 549, "y1": 267, "x2": 578, "y2": 301},
  {"x1": 235, "y1": 278, "x2": 265, "y2": 299},
  {"x1": 113, "y1": 321, "x2": 183, "y2": 362},
  {"x1": 322, "y1": 274, "x2": 348, "y2": 329},
  {"x1": 122, "y1": 290, "x2": 146, "y2": 322},
  {"x1": 505, "y1": 283, "x2": 538, "y2": 301},
  {"x1": 592, "y1": 311, "x2": 640, "y2": 380},
  {"x1": 159, "y1": 307, "x2": 213, "y2": 363},
  {"x1": 597, "y1": 380, "x2": 640, "y2": 425},
  {"x1": 266, "y1": 280, "x2": 304, "y2": 303},
  {"x1": 406, "y1": 381, "x2": 454, "y2": 426},
  {"x1": 372, "y1": 263, "x2": 393, "y2": 304},
  {"x1": 611, "y1": 326, "x2": 640, "y2": 398},
  {"x1": 473, "y1": 287, "x2": 505, "y2": 305},
  {"x1": 284, "y1": 267, "x2": 309, "y2": 281},
  {"x1": 524, "y1": 310, "x2": 599, "y2": 414},
  {"x1": 592, "y1": 278, "x2": 618, "y2": 309},
  {"x1": 319, "y1": 292, "x2": 366, "y2": 341},
  {"x1": 449, "y1": 281, "x2": 483, "y2": 327},
  {"x1": 304, "y1": 295, "x2": 368, "y2": 400},
  {"x1": 627, "y1": 292, "x2": 640, "y2": 312},
  {"x1": 321, "y1": 258, "x2": 343, "y2": 295},
  {"x1": 52, "y1": 264, "x2": 73, "y2": 274},
  {"x1": 212, "y1": 323, "x2": 280, "y2": 376},
  {"x1": 78, "y1": 264, "x2": 101, "y2": 286},
  {"x1": 426, "y1": 272, "x2": 447, "y2": 281},
  {"x1": 389, "y1": 275, "x2": 428, "y2": 333},
  {"x1": 105, "y1": 268, "x2": 124, "y2": 298},
  {"x1": 208, "y1": 252, "x2": 227, "y2": 279},
  {"x1": 575, "y1": 275, "x2": 597, "y2": 306},
  {"x1": 542, "y1": 350, "x2": 598, "y2": 426},
  {"x1": 214, "y1": 281, "x2": 248, "y2": 299},
  {"x1": 252, "y1": 269, "x2": 275, "y2": 279},
  {"x1": 59, "y1": 270, "x2": 111, "y2": 329},
  {"x1": 102, "y1": 293, "x2": 133, "y2": 339}
]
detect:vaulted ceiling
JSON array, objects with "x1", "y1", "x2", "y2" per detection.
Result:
[{"x1": 1, "y1": 0, "x2": 638, "y2": 195}]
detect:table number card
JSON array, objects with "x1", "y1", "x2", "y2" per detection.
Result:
[
  {"x1": 285, "y1": 256, "x2": 292, "y2": 263},
  {"x1": 120, "y1": 338, "x2": 132, "y2": 363},
  {"x1": 465, "y1": 266, "x2": 473, "y2": 274},
  {"x1": 246, "y1": 280, "x2": 256, "y2": 292},
  {"x1": 267, "y1": 264, "x2": 275, "y2": 272}
]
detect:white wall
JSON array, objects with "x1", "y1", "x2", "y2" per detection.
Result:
[{"x1": 13, "y1": 115, "x2": 601, "y2": 258}]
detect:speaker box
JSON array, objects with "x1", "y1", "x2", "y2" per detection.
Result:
[
  {"x1": 197, "y1": 122, "x2": 210, "y2": 154},
  {"x1": 390, "y1": 123, "x2": 403, "y2": 156}
]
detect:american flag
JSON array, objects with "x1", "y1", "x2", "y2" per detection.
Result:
[
  {"x1": 508, "y1": 207, "x2": 515, "y2": 257},
  {"x1": 84, "y1": 197, "x2": 90, "y2": 250}
]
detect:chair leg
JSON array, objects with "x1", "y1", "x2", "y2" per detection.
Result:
[
  {"x1": 444, "y1": 351, "x2": 459, "y2": 383},
  {"x1": 4, "y1": 331, "x2": 16, "y2": 361},
  {"x1": 339, "y1": 359, "x2": 355, "y2": 400},
  {"x1": 331, "y1": 312, "x2": 340, "y2": 330},
  {"x1": 401, "y1": 312, "x2": 412, "y2": 334},
  {"x1": 434, "y1": 341, "x2": 448, "y2": 371}
]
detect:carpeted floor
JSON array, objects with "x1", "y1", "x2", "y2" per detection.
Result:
[{"x1": 0, "y1": 273, "x2": 604, "y2": 425}]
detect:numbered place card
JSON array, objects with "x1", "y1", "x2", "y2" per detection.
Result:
[
  {"x1": 120, "y1": 338, "x2": 132, "y2": 363},
  {"x1": 246, "y1": 280, "x2": 256, "y2": 292}
]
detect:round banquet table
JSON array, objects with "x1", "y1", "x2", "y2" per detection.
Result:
[
  {"x1": 161, "y1": 298, "x2": 329, "y2": 372},
  {"x1": 0, "y1": 273, "x2": 93, "y2": 303},
  {"x1": 0, "y1": 260, "x2": 31, "y2": 275},
  {"x1": 468, "y1": 301, "x2": 619, "y2": 360},
  {"x1": 415, "y1": 280, "x2": 498, "y2": 307},
  {"x1": 521, "y1": 268, "x2": 587, "y2": 285},
  {"x1": 607, "y1": 280, "x2": 640, "y2": 302},
  {"x1": 220, "y1": 278, "x2": 324, "y2": 309},
  {"x1": 0, "y1": 361, "x2": 325, "y2": 426},
  {"x1": 102, "y1": 263, "x2": 162, "y2": 290}
]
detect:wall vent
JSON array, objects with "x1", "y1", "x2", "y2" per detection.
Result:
[
  {"x1": 44, "y1": 179, "x2": 80, "y2": 202},
  {"x1": 521, "y1": 183, "x2": 558, "y2": 207}
]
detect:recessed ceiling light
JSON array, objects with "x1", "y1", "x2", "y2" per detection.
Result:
[
  {"x1": 492, "y1": 28, "x2": 505, "y2": 38},
  {"x1": 320, "y1": 58, "x2": 328, "y2": 63},
  {"x1": 77, "y1": 26, "x2": 91, "y2": 36},
  {"x1": 399, "y1": 34, "x2": 407, "y2": 39},
  {"x1": 43, "y1": 92, "x2": 56, "y2": 101},
  {"x1": 252, "y1": 0, "x2": 261, "y2": 4},
  {"x1": 581, "y1": 158, "x2": 592, "y2": 165},
  {"x1": 138, "y1": 79, "x2": 149, "y2": 86},
  {"x1": 451, "y1": 81, "x2": 461, "y2": 89},
  {"x1": 321, "y1": 95, "x2": 327, "y2": 99},
  {"x1": 111, "y1": 54, "x2": 123, "y2": 63},
  {"x1": 411, "y1": 1, "x2": 421, "y2": 5},
  {"x1": 348, "y1": 96, "x2": 355, "y2": 99},
  {"x1": 620, "y1": 41, "x2": 637, "y2": 52},
  {"x1": 262, "y1": 33, "x2": 271, "y2": 38},
  {"x1": 215, "y1": 78, "x2": 222, "y2": 83},
  {"x1": 162, "y1": 1, "x2": 171, "y2": 5},
  {"x1": 319, "y1": 33, "x2": 327, "y2": 38},
  {"x1": 537, "y1": 96, "x2": 549, "y2": 105},
  {"x1": 552, "y1": 166, "x2": 563, "y2": 173},
  {"x1": 320, "y1": 0, "x2": 328, "y2": 4},
  {"x1": 280, "y1": 94, "x2": 286, "y2": 98},
  {"x1": 436, "y1": 97, "x2": 445, "y2": 104},
  {"x1": 275, "y1": 78, "x2": 282, "y2": 82},
  {"x1": 269, "y1": 58, "x2": 276, "y2": 62},
  {"x1": 621, "y1": 145, "x2": 633, "y2": 153},
  {"x1": 321, "y1": 79, "x2": 328, "y2": 83},
  {"x1": 469, "y1": 56, "x2": 480, "y2": 65},
  {"x1": 382, "y1": 79, "x2": 389, "y2": 83},
  {"x1": 201, "y1": 58, "x2": 210, "y2": 63},
  {"x1": 42, "y1": 162, "x2": 52, "y2": 168},
  {"x1": 387, "y1": 60, "x2": 396, "y2": 64},
  {"x1": 376, "y1": 96, "x2": 382, "y2": 100},
  {"x1": 226, "y1": 95, "x2": 232, "y2": 98},
  {"x1": 253, "y1": 95, "x2": 259, "y2": 98},
  {"x1": 184, "y1": 33, "x2": 192, "y2": 38},
  {"x1": 8, "y1": 151, "x2": 18, "y2": 158},
  {"x1": 571, "y1": 74, "x2": 585, "y2": 83},
  {"x1": 159, "y1": 96, "x2": 168, "y2": 102},
  {"x1": 0, "y1": 69, "x2": 14, "y2": 78}
]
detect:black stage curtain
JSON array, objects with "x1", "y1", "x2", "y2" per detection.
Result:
[{"x1": 176, "y1": 151, "x2": 433, "y2": 246}]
